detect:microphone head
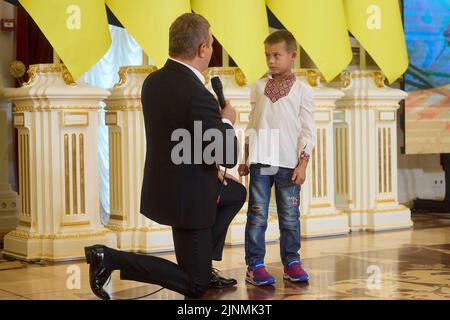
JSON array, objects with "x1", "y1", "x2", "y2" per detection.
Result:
[{"x1": 211, "y1": 76, "x2": 223, "y2": 92}]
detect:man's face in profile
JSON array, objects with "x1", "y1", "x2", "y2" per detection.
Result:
[{"x1": 199, "y1": 29, "x2": 214, "y2": 71}]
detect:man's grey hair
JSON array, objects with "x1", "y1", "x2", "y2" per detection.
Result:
[{"x1": 169, "y1": 13, "x2": 211, "y2": 60}]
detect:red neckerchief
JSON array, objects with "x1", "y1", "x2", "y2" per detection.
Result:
[{"x1": 264, "y1": 73, "x2": 296, "y2": 103}]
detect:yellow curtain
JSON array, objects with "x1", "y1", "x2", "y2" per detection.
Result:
[
  {"x1": 267, "y1": 0, "x2": 352, "y2": 82},
  {"x1": 191, "y1": 0, "x2": 269, "y2": 84},
  {"x1": 105, "y1": 0, "x2": 191, "y2": 68},
  {"x1": 343, "y1": 0, "x2": 409, "y2": 83},
  {"x1": 19, "y1": 0, "x2": 111, "y2": 80}
]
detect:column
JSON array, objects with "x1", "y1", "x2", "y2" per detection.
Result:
[
  {"x1": 294, "y1": 69, "x2": 349, "y2": 238},
  {"x1": 2, "y1": 64, "x2": 117, "y2": 261},
  {"x1": 335, "y1": 69, "x2": 413, "y2": 231},
  {"x1": 0, "y1": 91, "x2": 20, "y2": 243},
  {"x1": 105, "y1": 65, "x2": 176, "y2": 253}
]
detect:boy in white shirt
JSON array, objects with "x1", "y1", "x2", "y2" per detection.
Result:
[{"x1": 238, "y1": 30, "x2": 315, "y2": 286}]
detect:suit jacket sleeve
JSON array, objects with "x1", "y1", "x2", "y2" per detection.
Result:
[{"x1": 188, "y1": 88, "x2": 238, "y2": 169}]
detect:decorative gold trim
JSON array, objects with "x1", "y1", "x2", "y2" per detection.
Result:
[
  {"x1": 335, "y1": 127, "x2": 339, "y2": 194},
  {"x1": 203, "y1": 67, "x2": 247, "y2": 87},
  {"x1": 307, "y1": 69, "x2": 319, "y2": 87},
  {"x1": 236, "y1": 110, "x2": 250, "y2": 124},
  {"x1": 72, "y1": 134, "x2": 78, "y2": 215},
  {"x1": 350, "y1": 221, "x2": 412, "y2": 229},
  {"x1": 110, "y1": 130, "x2": 123, "y2": 211},
  {"x1": 368, "y1": 221, "x2": 413, "y2": 229},
  {"x1": 64, "y1": 134, "x2": 70, "y2": 216},
  {"x1": 340, "y1": 71, "x2": 351, "y2": 88},
  {"x1": 294, "y1": 69, "x2": 320, "y2": 87},
  {"x1": 339, "y1": 97, "x2": 402, "y2": 101},
  {"x1": 114, "y1": 66, "x2": 158, "y2": 88},
  {"x1": 109, "y1": 214, "x2": 126, "y2": 221},
  {"x1": 309, "y1": 203, "x2": 331, "y2": 209},
  {"x1": 109, "y1": 131, "x2": 115, "y2": 211},
  {"x1": 373, "y1": 71, "x2": 386, "y2": 88},
  {"x1": 323, "y1": 128, "x2": 327, "y2": 197},
  {"x1": 378, "y1": 111, "x2": 396, "y2": 122},
  {"x1": 234, "y1": 68, "x2": 247, "y2": 87},
  {"x1": 343, "y1": 205, "x2": 410, "y2": 214},
  {"x1": 5, "y1": 229, "x2": 110, "y2": 240},
  {"x1": 79, "y1": 134, "x2": 85, "y2": 215},
  {"x1": 22, "y1": 65, "x2": 38, "y2": 86},
  {"x1": 315, "y1": 105, "x2": 336, "y2": 109},
  {"x1": 21, "y1": 64, "x2": 75, "y2": 87},
  {"x1": 376, "y1": 198, "x2": 396, "y2": 203},
  {"x1": 19, "y1": 133, "x2": 24, "y2": 215},
  {"x1": 105, "y1": 112, "x2": 118, "y2": 125},
  {"x1": 62, "y1": 112, "x2": 89, "y2": 127},
  {"x1": 13, "y1": 105, "x2": 100, "y2": 112},
  {"x1": 339, "y1": 127, "x2": 344, "y2": 196},
  {"x1": 344, "y1": 127, "x2": 348, "y2": 194},
  {"x1": 19, "y1": 220, "x2": 31, "y2": 227},
  {"x1": 302, "y1": 212, "x2": 347, "y2": 219},
  {"x1": 383, "y1": 128, "x2": 387, "y2": 193},
  {"x1": 104, "y1": 105, "x2": 142, "y2": 111},
  {"x1": 19, "y1": 132, "x2": 30, "y2": 216},
  {"x1": 13, "y1": 113, "x2": 25, "y2": 127},
  {"x1": 388, "y1": 128, "x2": 392, "y2": 192},
  {"x1": 378, "y1": 128, "x2": 382, "y2": 193},
  {"x1": 312, "y1": 142, "x2": 316, "y2": 198},
  {"x1": 60, "y1": 220, "x2": 90, "y2": 227},
  {"x1": 335, "y1": 104, "x2": 400, "y2": 110},
  {"x1": 203, "y1": 70, "x2": 210, "y2": 86},
  {"x1": 317, "y1": 128, "x2": 322, "y2": 198}
]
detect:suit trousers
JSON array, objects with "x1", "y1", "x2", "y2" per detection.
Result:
[{"x1": 104, "y1": 178, "x2": 246, "y2": 297}]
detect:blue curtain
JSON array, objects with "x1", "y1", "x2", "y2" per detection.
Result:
[{"x1": 83, "y1": 25, "x2": 145, "y2": 225}]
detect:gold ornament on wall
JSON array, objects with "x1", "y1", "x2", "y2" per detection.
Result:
[
  {"x1": 373, "y1": 71, "x2": 386, "y2": 88},
  {"x1": 9, "y1": 60, "x2": 26, "y2": 86},
  {"x1": 340, "y1": 71, "x2": 351, "y2": 89}
]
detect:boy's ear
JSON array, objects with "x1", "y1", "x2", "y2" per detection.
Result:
[{"x1": 291, "y1": 50, "x2": 298, "y2": 60}]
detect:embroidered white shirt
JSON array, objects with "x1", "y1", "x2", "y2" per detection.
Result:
[{"x1": 245, "y1": 74, "x2": 316, "y2": 169}]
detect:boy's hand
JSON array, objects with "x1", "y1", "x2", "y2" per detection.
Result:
[
  {"x1": 238, "y1": 164, "x2": 249, "y2": 176},
  {"x1": 291, "y1": 164, "x2": 306, "y2": 185}
]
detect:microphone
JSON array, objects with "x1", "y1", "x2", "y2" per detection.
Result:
[{"x1": 211, "y1": 76, "x2": 226, "y2": 109}]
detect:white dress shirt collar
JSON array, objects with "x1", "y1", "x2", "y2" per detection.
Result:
[{"x1": 169, "y1": 57, "x2": 205, "y2": 84}]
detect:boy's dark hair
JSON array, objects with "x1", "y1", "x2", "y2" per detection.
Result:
[{"x1": 264, "y1": 30, "x2": 297, "y2": 52}]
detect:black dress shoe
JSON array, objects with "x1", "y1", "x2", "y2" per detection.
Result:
[
  {"x1": 209, "y1": 268, "x2": 237, "y2": 289},
  {"x1": 84, "y1": 245, "x2": 112, "y2": 300}
]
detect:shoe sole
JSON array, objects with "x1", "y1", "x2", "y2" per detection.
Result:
[
  {"x1": 245, "y1": 277, "x2": 276, "y2": 286},
  {"x1": 84, "y1": 247, "x2": 92, "y2": 264},
  {"x1": 283, "y1": 273, "x2": 309, "y2": 282}
]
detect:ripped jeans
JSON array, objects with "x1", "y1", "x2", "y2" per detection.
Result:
[{"x1": 245, "y1": 163, "x2": 301, "y2": 267}]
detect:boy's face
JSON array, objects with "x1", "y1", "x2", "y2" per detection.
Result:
[{"x1": 264, "y1": 41, "x2": 297, "y2": 76}]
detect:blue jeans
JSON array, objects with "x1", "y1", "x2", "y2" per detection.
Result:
[{"x1": 245, "y1": 163, "x2": 301, "y2": 267}]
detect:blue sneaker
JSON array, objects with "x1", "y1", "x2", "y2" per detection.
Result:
[
  {"x1": 246, "y1": 261, "x2": 276, "y2": 286},
  {"x1": 283, "y1": 261, "x2": 309, "y2": 282}
]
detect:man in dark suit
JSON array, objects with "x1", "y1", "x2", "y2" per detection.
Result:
[{"x1": 84, "y1": 13, "x2": 247, "y2": 300}]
